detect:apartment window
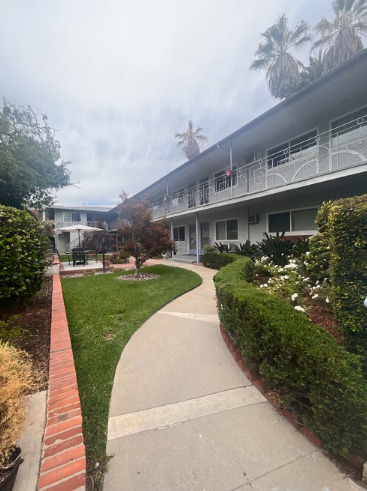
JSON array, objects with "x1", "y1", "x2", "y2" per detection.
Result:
[
  {"x1": 214, "y1": 167, "x2": 237, "y2": 192},
  {"x1": 332, "y1": 107, "x2": 367, "y2": 138},
  {"x1": 173, "y1": 226, "x2": 185, "y2": 241},
  {"x1": 215, "y1": 219, "x2": 238, "y2": 240},
  {"x1": 268, "y1": 208, "x2": 318, "y2": 233},
  {"x1": 268, "y1": 130, "x2": 317, "y2": 168},
  {"x1": 63, "y1": 211, "x2": 80, "y2": 223}
]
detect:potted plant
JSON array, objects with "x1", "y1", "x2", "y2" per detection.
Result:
[{"x1": 0, "y1": 342, "x2": 39, "y2": 490}]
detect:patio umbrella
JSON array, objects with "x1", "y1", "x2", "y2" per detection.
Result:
[{"x1": 57, "y1": 224, "x2": 103, "y2": 246}]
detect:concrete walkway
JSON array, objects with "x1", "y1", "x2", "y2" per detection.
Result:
[{"x1": 104, "y1": 260, "x2": 362, "y2": 490}]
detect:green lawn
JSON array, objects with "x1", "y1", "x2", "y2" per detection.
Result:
[{"x1": 61, "y1": 265, "x2": 201, "y2": 485}]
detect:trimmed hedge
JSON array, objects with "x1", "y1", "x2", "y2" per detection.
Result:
[
  {"x1": 327, "y1": 195, "x2": 367, "y2": 366},
  {"x1": 306, "y1": 201, "x2": 332, "y2": 282},
  {"x1": 203, "y1": 251, "x2": 241, "y2": 269},
  {"x1": 214, "y1": 258, "x2": 367, "y2": 457},
  {"x1": 0, "y1": 205, "x2": 50, "y2": 301}
]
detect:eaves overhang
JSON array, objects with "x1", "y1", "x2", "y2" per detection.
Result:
[{"x1": 132, "y1": 48, "x2": 367, "y2": 201}]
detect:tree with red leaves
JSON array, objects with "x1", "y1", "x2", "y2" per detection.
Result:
[{"x1": 117, "y1": 193, "x2": 174, "y2": 275}]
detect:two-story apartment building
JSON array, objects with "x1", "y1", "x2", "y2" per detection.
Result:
[
  {"x1": 130, "y1": 49, "x2": 367, "y2": 262},
  {"x1": 46, "y1": 205, "x2": 111, "y2": 253}
]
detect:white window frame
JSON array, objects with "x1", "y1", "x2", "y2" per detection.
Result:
[
  {"x1": 173, "y1": 226, "x2": 185, "y2": 241},
  {"x1": 266, "y1": 128, "x2": 319, "y2": 169},
  {"x1": 330, "y1": 106, "x2": 367, "y2": 146},
  {"x1": 63, "y1": 211, "x2": 80, "y2": 223},
  {"x1": 267, "y1": 206, "x2": 318, "y2": 236},
  {"x1": 215, "y1": 218, "x2": 239, "y2": 241}
]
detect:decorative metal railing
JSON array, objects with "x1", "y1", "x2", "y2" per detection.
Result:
[{"x1": 152, "y1": 114, "x2": 367, "y2": 219}]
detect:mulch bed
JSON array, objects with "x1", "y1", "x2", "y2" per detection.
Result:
[{"x1": 0, "y1": 277, "x2": 52, "y2": 390}]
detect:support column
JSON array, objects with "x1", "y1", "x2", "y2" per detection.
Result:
[
  {"x1": 195, "y1": 213, "x2": 200, "y2": 264},
  {"x1": 230, "y1": 141, "x2": 233, "y2": 196},
  {"x1": 170, "y1": 220, "x2": 174, "y2": 258}
]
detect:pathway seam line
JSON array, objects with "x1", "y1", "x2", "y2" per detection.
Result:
[{"x1": 108, "y1": 386, "x2": 265, "y2": 440}]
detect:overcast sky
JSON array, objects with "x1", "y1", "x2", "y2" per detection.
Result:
[{"x1": 1, "y1": 1, "x2": 333, "y2": 208}]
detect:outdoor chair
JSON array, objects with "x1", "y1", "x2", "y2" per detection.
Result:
[{"x1": 72, "y1": 247, "x2": 87, "y2": 266}]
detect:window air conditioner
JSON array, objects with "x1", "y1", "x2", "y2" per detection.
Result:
[{"x1": 248, "y1": 214, "x2": 260, "y2": 224}]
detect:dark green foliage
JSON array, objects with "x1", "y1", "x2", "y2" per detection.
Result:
[
  {"x1": 257, "y1": 231, "x2": 295, "y2": 266},
  {"x1": 0, "y1": 205, "x2": 50, "y2": 300},
  {"x1": 213, "y1": 242, "x2": 230, "y2": 253},
  {"x1": 293, "y1": 237, "x2": 309, "y2": 257},
  {"x1": 234, "y1": 240, "x2": 259, "y2": 260},
  {"x1": 327, "y1": 195, "x2": 367, "y2": 366},
  {"x1": 0, "y1": 99, "x2": 70, "y2": 208},
  {"x1": 306, "y1": 201, "x2": 332, "y2": 281},
  {"x1": 203, "y1": 251, "x2": 240, "y2": 269},
  {"x1": 215, "y1": 258, "x2": 367, "y2": 457}
]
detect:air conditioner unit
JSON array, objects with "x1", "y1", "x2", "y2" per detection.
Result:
[{"x1": 248, "y1": 214, "x2": 260, "y2": 224}]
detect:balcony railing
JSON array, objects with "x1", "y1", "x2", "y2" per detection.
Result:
[{"x1": 152, "y1": 114, "x2": 367, "y2": 219}]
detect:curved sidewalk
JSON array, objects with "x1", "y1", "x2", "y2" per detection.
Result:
[{"x1": 105, "y1": 261, "x2": 361, "y2": 490}]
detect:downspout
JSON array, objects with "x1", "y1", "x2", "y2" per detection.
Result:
[{"x1": 195, "y1": 213, "x2": 200, "y2": 264}]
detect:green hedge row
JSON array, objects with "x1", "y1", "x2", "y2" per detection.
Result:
[
  {"x1": 0, "y1": 205, "x2": 50, "y2": 301},
  {"x1": 214, "y1": 258, "x2": 367, "y2": 458},
  {"x1": 327, "y1": 195, "x2": 367, "y2": 366},
  {"x1": 203, "y1": 251, "x2": 241, "y2": 269}
]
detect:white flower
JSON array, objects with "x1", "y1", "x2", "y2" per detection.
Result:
[
  {"x1": 325, "y1": 297, "x2": 330, "y2": 304},
  {"x1": 305, "y1": 251, "x2": 310, "y2": 256},
  {"x1": 294, "y1": 306, "x2": 306, "y2": 313},
  {"x1": 284, "y1": 263, "x2": 297, "y2": 269},
  {"x1": 260, "y1": 284, "x2": 268, "y2": 288},
  {"x1": 291, "y1": 293, "x2": 299, "y2": 302},
  {"x1": 311, "y1": 294, "x2": 319, "y2": 299}
]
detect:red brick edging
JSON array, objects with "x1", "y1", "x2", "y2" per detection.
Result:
[{"x1": 37, "y1": 268, "x2": 86, "y2": 490}]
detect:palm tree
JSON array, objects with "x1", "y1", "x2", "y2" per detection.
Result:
[
  {"x1": 175, "y1": 121, "x2": 207, "y2": 159},
  {"x1": 312, "y1": 0, "x2": 367, "y2": 70},
  {"x1": 250, "y1": 14, "x2": 312, "y2": 99},
  {"x1": 298, "y1": 50, "x2": 327, "y2": 89}
]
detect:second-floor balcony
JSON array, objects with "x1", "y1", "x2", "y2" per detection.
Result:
[{"x1": 152, "y1": 114, "x2": 367, "y2": 219}]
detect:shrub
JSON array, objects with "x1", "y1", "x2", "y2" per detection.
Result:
[
  {"x1": 214, "y1": 258, "x2": 367, "y2": 457},
  {"x1": 0, "y1": 206, "x2": 50, "y2": 301},
  {"x1": 327, "y1": 195, "x2": 367, "y2": 366},
  {"x1": 213, "y1": 242, "x2": 230, "y2": 253},
  {"x1": 293, "y1": 237, "x2": 309, "y2": 257},
  {"x1": 257, "y1": 232, "x2": 294, "y2": 266},
  {"x1": 234, "y1": 240, "x2": 259, "y2": 260},
  {"x1": 203, "y1": 251, "x2": 241, "y2": 269},
  {"x1": 109, "y1": 250, "x2": 130, "y2": 264},
  {"x1": 306, "y1": 201, "x2": 332, "y2": 281},
  {"x1": 0, "y1": 342, "x2": 40, "y2": 461}
]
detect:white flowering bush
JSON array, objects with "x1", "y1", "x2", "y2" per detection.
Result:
[{"x1": 254, "y1": 256, "x2": 332, "y2": 315}]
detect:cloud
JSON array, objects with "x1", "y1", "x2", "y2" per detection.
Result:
[{"x1": 0, "y1": 0, "x2": 333, "y2": 207}]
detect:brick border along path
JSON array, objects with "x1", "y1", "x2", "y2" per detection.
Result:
[{"x1": 37, "y1": 267, "x2": 86, "y2": 491}]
